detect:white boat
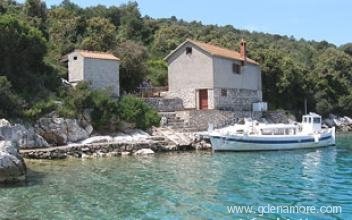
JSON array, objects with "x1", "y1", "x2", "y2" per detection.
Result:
[{"x1": 209, "y1": 112, "x2": 335, "y2": 151}]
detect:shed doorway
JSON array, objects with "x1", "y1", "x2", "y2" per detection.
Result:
[{"x1": 199, "y1": 89, "x2": 208, "y2": 110}]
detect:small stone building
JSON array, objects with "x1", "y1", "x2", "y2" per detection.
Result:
[
  {"x1": 164, "y1": 39, "x2": 262, "y2": 111},
  {"x1": 64, "y1": 50, "x2": 120, "y2": 96}
]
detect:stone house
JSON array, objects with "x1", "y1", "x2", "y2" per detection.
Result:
[
  {"x1": 164, "y1": 39, "x2": 262, "y2": 111},
  {"x1": 64, "y1": 50, "x2": 120, "y2": 96}
]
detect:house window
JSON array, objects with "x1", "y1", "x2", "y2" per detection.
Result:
[
  {"x1": 73, "y1": 56, "x2": 77, "y2": 60},
  {"x1": 221, "y1": 89, "x2": 227, "y2": 97},
  {"x1": 232, "y1": 63, "x2": 241, "y2": 74},
  {"x1": 186, "y1": 47, "x2": 192, "y2": 55}
]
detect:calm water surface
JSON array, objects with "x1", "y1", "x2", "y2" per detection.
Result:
[{"x1": 1, "y1": 135, "x2": 352, "y2": 219}]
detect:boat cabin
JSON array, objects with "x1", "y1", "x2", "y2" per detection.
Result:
[
  {"x1": 302, "y1": 112, "x2": 322, "y2": 133},
  {"x1": 257, "y1": 124, "x2": 298, "y2": 135}
]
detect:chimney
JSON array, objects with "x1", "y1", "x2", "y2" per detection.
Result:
[{"x1": 240, "y1": 39, "x2": 247, "y2": 61}]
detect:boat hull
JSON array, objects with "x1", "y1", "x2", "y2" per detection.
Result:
[{"x1": 210, "y1": 128, "x2": 335, "y2": 151}]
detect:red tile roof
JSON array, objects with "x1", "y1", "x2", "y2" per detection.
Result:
[
  {"x1": 189, "y1": 39, "x2": 258, "y2": 65},
  {"x1": 165, "y1": 39, "x2": 258, "y2": 65},
  {"x1": 75, "y1": 50, "x2": 120, "y2": 61}
]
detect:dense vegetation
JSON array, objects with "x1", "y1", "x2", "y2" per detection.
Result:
[{"x1": 0, "y1": 0, "x2": 352, "y2": 125}]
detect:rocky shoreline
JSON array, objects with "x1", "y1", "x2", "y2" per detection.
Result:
[
  {"x1": 1, "y1": 112, "x2": 351, "y2": 184},
  {"x1": 323, "y1": 114, "x2": 352, "y2": 132},
  {"x1": 20, "y1": 139, "x2": 209, "y2": 160},
  {"x1": 0, "y1": 140, "x2": 26, "y2": 184}
]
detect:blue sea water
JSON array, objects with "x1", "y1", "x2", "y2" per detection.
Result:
[{"x1": 1, "y1": 134, "x2": 352, "y2": 220}]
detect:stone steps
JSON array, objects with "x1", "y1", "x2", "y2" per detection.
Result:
[
  {"x1": 167, "y1": 118, "x2": 184, "y2": 123},
  {"x1": 152, "y1": 127, "x2": 194, "y2": 146},
  {"x1": 168, "y1": 121, "x2": 185, "y2": 127},
  {"x1": 159, "y1": 110, "x2": 250, "y2": 132}
]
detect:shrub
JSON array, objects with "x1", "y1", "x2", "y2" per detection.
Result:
[
  {"x1": 119, "y1": 95, "x2": 160, "y2": 129},
  {"x1": 59, "y1": 82, "x2": 120, "y2": 130},
  {"x1": 147, "y1": 59, "x2": 168, "y2": 86},
  {"x1": 58, "y1": 83, "x2": 159, "y2": 131},
  {"x1": 0, "y1": 76, "x2": 24, "y2": 118},
  {"x1": 23, "y1": 98, "x2": 59, "y2": 120},
  {"x1": 58, "y1": 82, "x2": 93, "y2": 118},
  {"x1": 89, "y1": 90, "x2": 120, "y2": 130}
]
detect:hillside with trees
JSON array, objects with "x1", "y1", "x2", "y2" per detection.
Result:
[{"x1": 1, "y1": 0, "x2": 352, "y2": 123}]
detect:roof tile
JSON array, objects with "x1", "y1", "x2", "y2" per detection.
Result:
[
  {"x1": 188, "y1": 39, "x2": 258, "y2": 65},
  {"x1": 75, "y1": 50, "x2": 120, "y2": 61}
]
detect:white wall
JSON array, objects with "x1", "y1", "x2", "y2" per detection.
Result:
[
  {"x1": 213, "y1": 56, "x2": 262, "y2": 91},
  {"x1": 84, "y1": 58, "x2": 120, "y2": 96},
  {"x1": 167, "y1": 42, "x2": 215, "y2": 109},
  {"x1": 167, "y1": 42, "x2": 214, "y2": 91},
  {"x1": 68, "y1": 52, "x2": 84, "y2": 83}
]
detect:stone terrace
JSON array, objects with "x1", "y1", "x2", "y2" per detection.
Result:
[{"x1": 160, "y1": 110, "x2": 262, "y2": 132}]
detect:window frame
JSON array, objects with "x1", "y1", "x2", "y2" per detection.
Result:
[
  {"x1": 232, "y1": 63, "x2": 241, "y2": 74},
  {"x1": 313, "y1": 117, "x2": 321, "y2": 124},
  {"x1": 221, "y1": 89, "x2": 227, "y2": 97},
  {"x1": 186, "y1": 47, "x2": 192, "y2": 55}
]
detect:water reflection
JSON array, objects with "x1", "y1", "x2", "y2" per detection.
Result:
[{"x1": 0, "y1": 142, "x2": 351, "y2": 219}]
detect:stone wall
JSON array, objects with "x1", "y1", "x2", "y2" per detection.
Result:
[
  {"x1": 167, "y1": 88, "x2": 196, "y2": 109},
  {"x1": 166, "y1": 88, "x2": 261, "y2": 111},
  {"x1": 213, "y1": 88, "x2": 261, "y2": 111},
  {"x1": 68, "y1": 51, "x2": 84, "y2": 83},
  {"x1": 84, "y1": 58, "x2": 120, "y2": 96},
  {"x1": 144, "y1": 97, "x2": 184, "y2": 112},
  {"x1": 20, "y1": 140, "x2": 198, "y2": 160},
  {"x1": 176, "y1": 110, "x2": 262, "y2": 131}
]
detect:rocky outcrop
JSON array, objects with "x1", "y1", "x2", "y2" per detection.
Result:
[
  {"x1": 80, "y1": 136, "x2": 113, "y2": 145},
  {"x1": 0, "y1": 119, "x2": 49, "y2": 149},
  {"x1": 262, "y1": 110, "x2": 296, "y2": 124},
  {"x1": 134, "y1": 148, "x2": 154, "y2": 155},
  {"x1": 192, "y1": 140, "x2": 212, "y2": 150},
  {"x1": 79, "y1": 129, "x2": 151, "y2": 145},
  {"x1": 324, "y1": 115, "x2": 352, "y2": 132},
  {"x1": 0, "y1": 141, "x2": 26, "y2": 183},
  {"x1": 35, "y1": 118, "x2": 92, "y2": 145}
]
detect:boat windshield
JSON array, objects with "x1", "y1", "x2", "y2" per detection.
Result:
[
  {"x1": 258, "y1": 124, "x2": 298, "y2": 135},
  {"x1": 313, "y1": 117, "x2": 321, "y2": 123}
]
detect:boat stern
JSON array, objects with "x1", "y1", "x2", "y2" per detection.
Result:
[{"x1": 331, "y1": 127, "x2": 336, "y2": 145}]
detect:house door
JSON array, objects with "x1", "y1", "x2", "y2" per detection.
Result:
[{"x1": 199, "y1": 89, "x2": 208, "y2": 110}]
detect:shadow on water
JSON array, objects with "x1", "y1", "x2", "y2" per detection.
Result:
[
  {"x1": 0, "y1": 168, "x2": 46, "y2": 188},
  {"x1": 213, "y1": 145, "x2": 337, "y2": 155}
]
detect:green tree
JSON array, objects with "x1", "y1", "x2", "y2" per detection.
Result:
[
  {"x1": 117, "y1": 2, "x2": 151, "y2": 43},
  {"x1": 24, "y1": 0, "x2": 46, "y2": 18},
  {"x1": 47, "y1": 7, "x2": 81, "y2": 56},
  {"x1": 0, "y1": 14, "x2": 59, "y2": 99},
  {"x1": 147, "y1": 59, "x2": 168, "y2": 86},
  {"x1": 151, "y1": 24, "x2": 192, "y2": 56},
  {"x1": 24, "y1": 0, "x2": 47, "y2": 35},
  {"x1": 0, "y1": 0, "x2": 19, "y2": 15},
  {"x1": 59, "y1": 0, "x2": 81, "y2": 13},
  {"x1": 340, "y1": 43, "x2": 352, "y2": 56},
  {"x1": 59, "y1": 82, "x2": 120, "y2": 130},
  {"x1": 119, "y1": 95, "x2": 160, "y2": 129},
  {"x1": 113, "y1": 40, "x2": 149, "y2": 93},
  {"x1": 0, "y1": 76, "x2": 23, "y2": 118},
  {"x1": 252, "y1": 48, "x2": 309, "y2": 113},
  {"x1": 80, "y1": 16, "x2": 117, "y2": 51},
  {"x1": 311, "y1": 48, "x2": 352, "y2": 116}
]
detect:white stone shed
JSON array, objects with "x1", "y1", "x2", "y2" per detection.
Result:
[{"x1": 64, "y1": 50, "x2": 120, "y2": 96}]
